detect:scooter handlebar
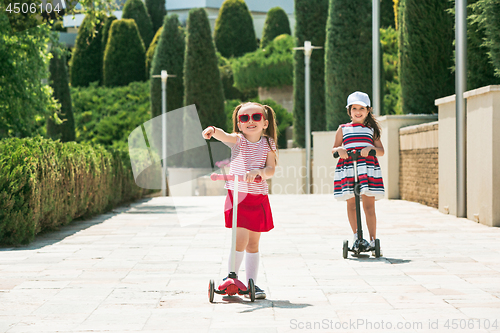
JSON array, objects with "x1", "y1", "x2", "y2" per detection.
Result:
[
  {"x1": 333, "y1": 149, "x2": 376, "y2": 159},
  {"x1": 210, "y1": 173, "x2": 263, "y2": 183}
]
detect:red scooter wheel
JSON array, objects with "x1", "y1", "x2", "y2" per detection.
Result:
[{"x1": 209, "y1": 279, "x2": 215, "y2": 303}]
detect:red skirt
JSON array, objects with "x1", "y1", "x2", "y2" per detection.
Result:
[{"x1": 224, "y1": 190, "x2": 274, "y2": 232}]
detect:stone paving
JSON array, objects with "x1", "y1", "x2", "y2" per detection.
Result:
[{"x1": 1, "y1": 194, "x2": 500, "y2": 333}]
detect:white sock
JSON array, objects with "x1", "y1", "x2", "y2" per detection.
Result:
[
  {"x1": 245, "y1": 252, "x2": 260, "y2": 285},
  {"x1": 228, "y1": 250, "x2": 244, "y2": 275},
  {"x1": 353, "y1": 233, "x2": 357, "y2": 242}
]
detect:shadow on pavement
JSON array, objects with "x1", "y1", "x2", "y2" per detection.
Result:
[
  {"x1": 216, "y1": 296, "x2": 312, "y2": 313},
  {"x1": 345, "y1": 256, "x2": 411, "y2": 264}
]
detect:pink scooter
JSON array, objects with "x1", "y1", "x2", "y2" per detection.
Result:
[{"x1": 208, "y1": 173, "x2": 262, "y2": 303}]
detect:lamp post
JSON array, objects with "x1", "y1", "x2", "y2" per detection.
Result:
[
  {"x1": 152, "y1": 70, "x2": 176, "y2": 196},
  {"x1": 293, "y1": 41, "x2": 322, "y2": 194},
  {"x1": 372, "y1": 0, "x2": 380, "y2": 116},
  {"x1": 456, "y1": 0, "x2": 467, "y2": 218}
]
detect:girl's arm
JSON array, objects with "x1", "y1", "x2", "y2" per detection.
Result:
[
  {"x1": 331, "y1": 126, "x2": 348, "y2": 159},
  {"x1": 360, "y1": 138, "x2": 385, "y2": 157},
  {"x1": 244, "y1": 150, "x2": 276, "y2": 182},
  {"x1": 202, "y1": 126, "x2": 238, "y2": 144}
]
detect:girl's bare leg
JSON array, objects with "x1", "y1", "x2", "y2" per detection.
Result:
[
  {"x1": 362, "y1": 195, "x2": 376, "y2": 241},
  {"x1": 346, "y1": 197, "x2": 358, "y2": 234},
  {"x1": 235, "y1": 227, "x2": 249, "y2": 252}
]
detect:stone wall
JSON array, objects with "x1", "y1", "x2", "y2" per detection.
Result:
[{"x1": 399, "y1": 121, "x2": 439, "y2": 208}]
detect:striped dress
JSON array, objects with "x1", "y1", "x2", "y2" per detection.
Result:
[{"x1": 334, "y1": 123, "x2": 385, "y2": 200}]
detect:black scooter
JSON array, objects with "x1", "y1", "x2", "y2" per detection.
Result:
[{"x1": 333, "y1": 149, "x2": 381, "y2": 258}]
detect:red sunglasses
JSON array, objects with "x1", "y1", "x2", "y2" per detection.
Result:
[{"x1": 238, "y1": 113, "x2": 263, "y2": 123}]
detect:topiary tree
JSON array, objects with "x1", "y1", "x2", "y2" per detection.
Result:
[
  {"x1": 218, "y1": 53, "x2": 256, "y2": 101},
  {"x1": 151, "y1": 14, "x2": 185, "y2": 117},
  {"x1": 184, "y1": 8, "x2": 225, "y2": 127},
  {"x1": 122, "y1": 0, "x2": 155, "y2": 49},
  {"x1": 47, "y1": 50, "x2": 75, "y2": 142},
  {"x1": 146, "y1": 26, "x2": 163, "y2": 78},
  {"x1": 145, "y1": 0, "x2": 166, "y2": 33},
  {"x1": 101, "y1": 15, "x2": 117, "y2": 63},
  {"x1": 476, "y1": 0, "x2": 500, "y2": 78},
  {"x1": 103, "y1": 19, "x2": 146, "y2": 87},
  {"x1": 70, "y1": 14, "x2": 104, "y2": 87},
  {"x1": 325, "y1": 0, "x2": 372, "y2": 130},
  {"x1": 184, "y1": 8, "x2": 225, "y2": 168},
  {"x1": 260, "y1": 7, "x2": 291, "y2": 48},
  {"x1": 398, "y1": 0, "x2": 454, "y2": 114},
  {"x1": 214, "y1": 0, "x2": 258, "y2": 58},
  {"x1": 293, "y1": 0, "x2": 329, "y2": 147}
]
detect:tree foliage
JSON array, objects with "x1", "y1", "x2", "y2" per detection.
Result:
[
  {"x1": 122, "y1": 0, "x2": 155, "y2": 49},
  {"x1": 145, "y1": 0, "x2": 167, "y2": 33},
  {"x1": 325, "y1": 0, "x2": 371, "y2": 130},
  {"x1": 294, "y1": 0, "x2": 329, "y2": 146},
  {"x1": 151, "y1": 14, "x2": 185, "y2": 118},
  {"x1": 398, "y1": 0, "x2": 454, "y2": 114},
  {"x1": 475, "y1": 0, "x2": 500, "y2": 78},
  {"x1": 103, "y1": 19, "x2": 146, "y2": 87},
  {"x1": 0, "y1": 13, "x2": 57, "y2": 139},
  {"x1": 47, "y1": 51, "x2": 75, "y2": 142},
  {"x1": 260, "y1": 7, "x2": 291, "y2": 48},
  {"x1": 214, "y1": 0, "x2": 258, "y2": 58},
  {"x1": 70, "y1": 14, "x2": 104, "y2": 87}
]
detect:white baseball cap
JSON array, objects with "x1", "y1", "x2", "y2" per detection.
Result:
[{"x1": 346, "y1": 91, "x2": 371, "y2": 108}]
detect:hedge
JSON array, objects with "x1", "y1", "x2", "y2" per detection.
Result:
[
  {"x1": 232, "y1": 34, "x2": 294, "y2": 91},
  {"x1": 0, "y1": 137, "x2": 151, "y2": 245}
]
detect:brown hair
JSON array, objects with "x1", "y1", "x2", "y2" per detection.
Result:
[
  {"x1": 347, "y1": 106, "x2": 381, "y2": 140},
  {"x1": 232, "y1": 102, "x2": 279, "y2": 152}
]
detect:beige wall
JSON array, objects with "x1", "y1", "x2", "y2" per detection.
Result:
[
  {"x1": 271, "y1": 148, "x2": 306, "y2": 194},
  {"x1": 399, "y1": 122, "x2": 439, "y2": 208},
  {"x1": 377, "y1": 115, "x2": 438, "y2": 199},
  {"x1": 312, "y1": 131, "x2": 336, "y2": 194},
  {"x1": 258, "y1": 85, "x2": 293, "y2": 114},
  {"x1": 435, "y1": 95, "x2": 457, "y2": 216},
  {"x1": 464, "y1": 86, "x2": 500, "y2": 227}
]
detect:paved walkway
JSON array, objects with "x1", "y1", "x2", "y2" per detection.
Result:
[{"x1": 1, "y1": 195, "x2": 500, "y2": 333}]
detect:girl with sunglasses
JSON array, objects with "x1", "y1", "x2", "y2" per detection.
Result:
[{"x1": 202, "y1": 102, "x2": 278, "y2": 299}]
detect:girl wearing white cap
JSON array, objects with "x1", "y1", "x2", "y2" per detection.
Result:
[{"x1": 332, "y1": 91, "x2": 385, "y2": 254}]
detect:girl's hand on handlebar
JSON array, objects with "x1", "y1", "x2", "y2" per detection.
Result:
[
  {"x1": 360, "y1": 147, "x2": 374, "y2": 157},
  {"x1": 244, "y1": 170, "x2": 260, "y2": 183},
  {"x1": 202, "y1": 126, "x2": 215, "y2": 139},
  {"x1": 336, "y1": 147, "x2": 348, "y2": 159}
]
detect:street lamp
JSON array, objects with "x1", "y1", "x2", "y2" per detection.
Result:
[
  {"x1": 152, "y1": 70, "x2": 176, "y2": 196},
  {"x1": 294, "y1": 41, "x2": 322, "y2": 194}
]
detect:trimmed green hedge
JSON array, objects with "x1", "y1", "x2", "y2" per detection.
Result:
[
  {"x1": 232, "y1": 34, "x2": 294, "y2": 91},
  {"x1": 0, "y1": 137, "x2": 150, "y2": 245},
  {"x1": 71, "y1": 81, "x2": 151, "y2": 151}
]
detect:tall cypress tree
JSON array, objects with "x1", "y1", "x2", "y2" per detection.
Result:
[
  {"x1": 146, "y1": 26, "x2": 163, "y2": 78},
  {"x1": 467, "y1": 0, "x2": 500, "y2": 89},
  {"x1": 151, "y1": 14, "x2": 185, "y2": 118},
  {"x1": 47, "y1": 51, "x2": 75, "y2": 142},
  {"x1": 103, "y1": 19, "x2": 146, "y2": 87},
  {"x1": 70, "y1": 15, "x2": 104, "y2": 87},
  {"x1": 145, "y1": 0, "x2": 167, "y2": 33},
  {"x1": 260, "y1": 7, "x2": 291, "y2": 48},
  {"x1": 101, "y1": 15, "x2": 117, "y2": 63},
  {"x1": 399, "y1": 0, "x2": 454, "y2": 114},
  {"x1": 122, "y1": 0, "x2": 155, "y2": 49},
  {"x1": 476, "y1": 0, "x2": 500, "y2": 78},
  {"x1": 214, "y1": 0, "x2": 258, "y2": 58},
  {"x1": 381, "y1": 0, "x2": 395, "y2": 28},
  {"x1": 325, "y1": 0, "x2": 371, "y2": 131},
  {"x1": 293, "y1": 0, "x2": 328, "y2": 147},
  {"x1": 184, "y1": 8, "x2": 225, "y2": 168}
]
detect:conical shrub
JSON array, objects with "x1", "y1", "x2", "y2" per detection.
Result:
[
  {"x1": 122, "y1": 0, "x2": 155, "y2": 49},
  {"x1": 260, "y1": 7, "x2": 291, "y2": 48}
]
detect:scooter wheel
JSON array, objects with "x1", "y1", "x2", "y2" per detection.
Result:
[
  {"x1": 209, "y1": 279, "x2": 215, "y2": 303},
  {"x1": 342, "y1": 240, "x2": 348, "y2": 259},
  {"x1": 374, "y1": 239, "x2": 381, "y2": 258},
  {"x1": 248, "y1": 278, "x2": 255, "y2": 302}
]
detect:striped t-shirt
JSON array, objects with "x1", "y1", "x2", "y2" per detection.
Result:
[{"x1": 224, "y1": 134, "x2": 276, "y2": 195}]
